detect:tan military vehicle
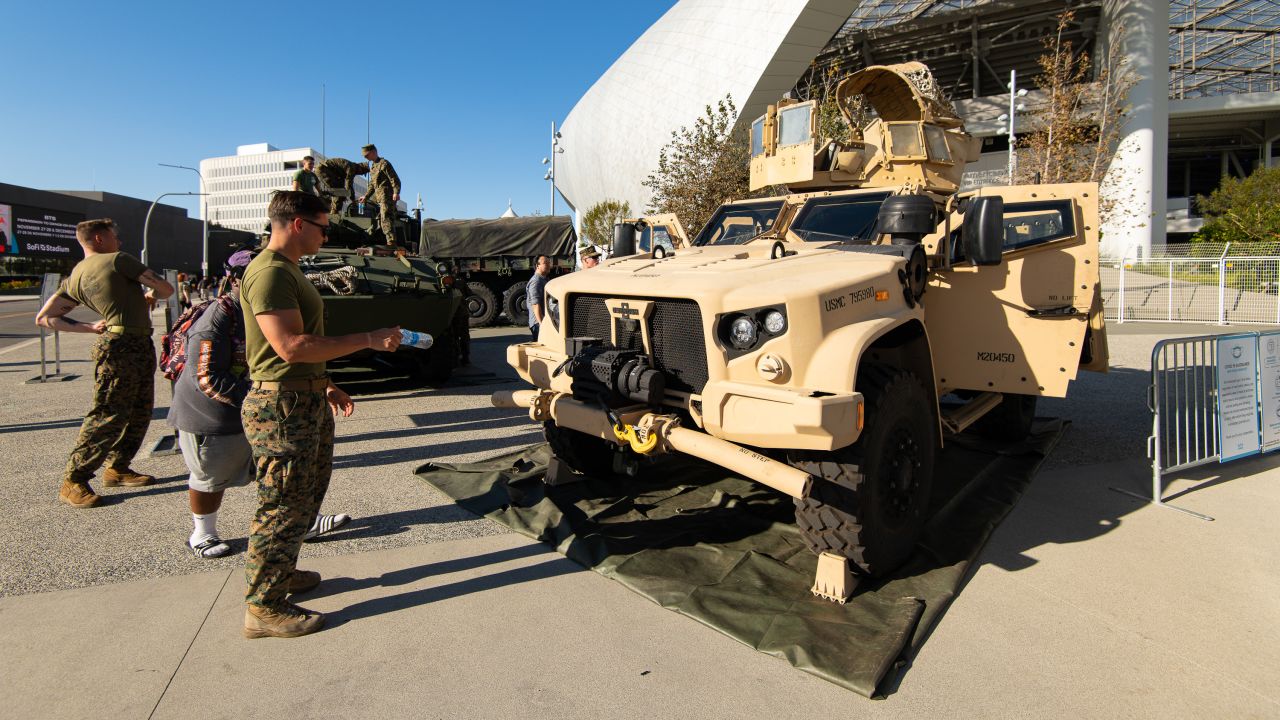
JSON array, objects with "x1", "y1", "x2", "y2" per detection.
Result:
[{"x1": 494, "y1": 62, "x2": 1108, "y2": 601}]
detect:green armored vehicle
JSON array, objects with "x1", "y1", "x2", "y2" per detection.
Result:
[{"x1": 298, "y1": 214, "x2": 463, "y2": 384}]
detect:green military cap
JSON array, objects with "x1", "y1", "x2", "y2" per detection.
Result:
[{"x1": 361, "y1": 143, "x2": 377, "y2": 152}]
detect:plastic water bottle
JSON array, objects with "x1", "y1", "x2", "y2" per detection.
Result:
[
  {"x1": 358, "y1": 201, "x2": 365, "y2": 215},
  {"x1": 400, "y1": 329, "x2": 433, "y2": 350}
]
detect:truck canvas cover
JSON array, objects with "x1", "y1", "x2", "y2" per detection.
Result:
[{"x1": 419, "y1": 216, "x2": 577, "y2": 258}]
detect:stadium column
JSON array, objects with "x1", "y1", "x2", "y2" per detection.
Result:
[{"x1": 1101, "y1": 0, "x2": 1169, "y2": 258}]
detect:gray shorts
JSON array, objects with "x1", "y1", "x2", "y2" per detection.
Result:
[{"x1": 178, "y1": 431, "x2": 254, "y2": 493}]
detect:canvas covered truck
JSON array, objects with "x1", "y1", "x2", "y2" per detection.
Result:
[
  {"x1": 420, "y1": 216, "x2": 577, "y2": 327},
  {"x1": 493, "y1": 62, "x2": 1109, "y2": 602}
]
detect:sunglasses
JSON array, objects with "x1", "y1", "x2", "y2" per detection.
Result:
[{"x1": 298, "y1": 218, "x2": 330, "y2": 237}]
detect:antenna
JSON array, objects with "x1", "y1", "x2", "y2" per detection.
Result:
[
  {"x1": 367, "y1": 90, "x2": 371, "y2": 145},
  {"x1": 322, "y1": 84, "x2": 326, "y2": 158}
]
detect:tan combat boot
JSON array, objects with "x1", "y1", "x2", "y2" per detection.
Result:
[
  {"x1": 102, "y1": 467, "x2": 155, "y2": 487},
  {"x1": 59, "y1": 480, "x2": 100, "y2": 508},
  {"x1": 243, "y1": 603, "x2": 325, "y2": 639}
]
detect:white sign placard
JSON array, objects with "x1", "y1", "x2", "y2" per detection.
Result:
[
  {"x1": 1218, "y1": 334, "x2": 1261, "y2": 462},
  {"x1": 1259, "y1": 332, "x2": 1280, "y2": 453}
]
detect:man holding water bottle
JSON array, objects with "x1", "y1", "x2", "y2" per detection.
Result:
[{"x1": 238, "y1": 191, "x2": 401, "y2": 639}]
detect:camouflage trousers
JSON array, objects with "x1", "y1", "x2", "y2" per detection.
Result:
[
  {"x1": 371, "y1": 193, "x2": 396, "y2": 245},
  {"x1": 242, "y1": 387, "x2": 334, "y2": 610},
  {"x1": 64, "y1": 333, "x2": 155, "y2": 484}
]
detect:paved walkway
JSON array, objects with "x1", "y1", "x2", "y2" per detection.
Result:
[{"x1": 1, "y1": 321, "x2": 1278, "y2": 718}]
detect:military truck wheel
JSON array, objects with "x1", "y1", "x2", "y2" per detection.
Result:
[
  {"x1": 503, "y1": 282, "x2": 530, "y2": 327},
  {"x1": 543, "y1": 421, "x2": 614, "y2": 478},
  {"x1": 973, "y1": 393, "x2": 1036, "y2": 441},
  {"x1": 790, "y1": 365, "x2": 936, "y2": 577},
  {"x1": 464, "y1": 282, "x2": 498, "y2": 327}
]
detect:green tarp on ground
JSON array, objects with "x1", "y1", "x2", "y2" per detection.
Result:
[{"x1": 416, "y1": 420, "x2": 1065, "y2": 697}]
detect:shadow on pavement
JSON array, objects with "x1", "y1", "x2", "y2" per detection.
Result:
[
  {"x1": 305, "y1": 504, "x2": 480, "y2": 544},
  {"x1": 303, "y1": 542, "x2": 552, "y2": 602},
  {"x1": 332, "y1": 430, "x2": 543, "y2": 470}
]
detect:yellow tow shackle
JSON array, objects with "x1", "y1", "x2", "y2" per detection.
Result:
[{"x1": 613, "y1": 422, "x2": 659, "y2": 454}]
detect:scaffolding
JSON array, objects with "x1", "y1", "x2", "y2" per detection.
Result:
[{"x1": 809, "y1": 0, "x2": 1280, "y2": 101}]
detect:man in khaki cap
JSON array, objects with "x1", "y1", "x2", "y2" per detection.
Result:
[{"x1": 36, "y1": 219, "x2": 174, "y2": 508}]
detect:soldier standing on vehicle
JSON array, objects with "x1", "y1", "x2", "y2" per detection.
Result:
[
  {"x1": 316, "y1": 158, "x2": 369, "y2": 216},
  {"x1": 357, "y1": 143, "x2": 401, "y2": 246},
  {"x1": 36, "y1": 219, "x2": 175, "y2": 508},
  {"x1": 580, "y1": 246, "x2": 601, "y2": 269},
  {"x1": 239, "y1": 191, "x2": 401, "y2": 638},
  {"x1": 292, "y1": 156, "x2": 321, "y2": 196}
]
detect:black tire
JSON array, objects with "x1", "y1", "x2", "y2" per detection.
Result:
[
  {"x1": 973, "y1": 393, "x2": 1036, "y2": 441},
  {"x1": 464, "y1": 282, "x2": 498, "y2": 327},
  {"x1": 504, "y1": 281, "x2": 530, "y2": 327},
  {"x1": 543, "y1": 421, "x2": 615, "y2": 478},
  {"x1": 409, "y1": 333, "x2": 455, "y2": 386},
  {"x1": 790, "y1": 364, "x2": 937, "y2": 577}
]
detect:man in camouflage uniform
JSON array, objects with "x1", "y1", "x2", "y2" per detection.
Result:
[
  {"x1": 36, "y1": 219, "x2": 175, "y2": 508},
  {"x1": 357, "y1": 143, "x2": 401, "y2": 246},
  {"x1": 316, "y1": 157, "x2": 369, "y2": 217},
  {"x1": 239, "y1": 191, "x2": 402, "y2": 638}
]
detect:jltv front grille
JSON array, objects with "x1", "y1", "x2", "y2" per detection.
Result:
[{"x1": 567, "y1": 295, "x2": 709, "y2": 394}]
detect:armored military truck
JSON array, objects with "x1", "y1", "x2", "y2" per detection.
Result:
[
  {"x1": 304, "y1": 215, "x2": 463, "y2": 384},
  {"x1": 493, "y1": 62, "x2": 1108, "y2": 600},
  {"x1": 420, "y1": 216, "x2": 577, "y2": 328}
]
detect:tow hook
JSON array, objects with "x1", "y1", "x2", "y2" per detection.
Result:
[{"x1": 613, "y1": 422, "x2": 659, "y2": 454}]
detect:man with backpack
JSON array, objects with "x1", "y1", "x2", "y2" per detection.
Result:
[{"x1": 167, "y1": 250, "x2": 350, "y2": 558}]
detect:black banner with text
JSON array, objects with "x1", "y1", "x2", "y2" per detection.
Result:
[{"x1": 0, "y1": 203, "x2": 84, "y2": 257}]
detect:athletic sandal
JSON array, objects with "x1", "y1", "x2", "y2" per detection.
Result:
[
  {"x1": 188, "y1": 535, "x2": 232, "y2": 558},
  {"x1": 303, "y1": 513, "x2": 351, "y2": 541}
]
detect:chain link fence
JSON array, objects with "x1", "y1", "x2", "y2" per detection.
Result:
[{"x1": 1101, "y1": 243, "x2": 1280, "y2": 325}]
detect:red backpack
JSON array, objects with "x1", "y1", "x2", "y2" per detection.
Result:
[{"x1": 159, "y1": 295, "x2": 239, "y2": 381}]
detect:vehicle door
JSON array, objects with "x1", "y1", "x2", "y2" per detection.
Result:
[{"x1": 924, "y1": 182, "x2": 1109, "y2": 398}]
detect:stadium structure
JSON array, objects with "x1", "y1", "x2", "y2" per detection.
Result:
[{"x1": 556, "y1": 0, "x2": 1280, "y2": 257}]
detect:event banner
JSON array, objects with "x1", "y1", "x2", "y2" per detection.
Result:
[
  {"x1": 1259, "y1": 332, "x2": 1280, "y2": 453},
  {"x1": 1217, "y1": 334, "x2": 1261, "y2": 462},
  {"x1": 0, "y1": 203, "x2": 84, "y2": 257}
]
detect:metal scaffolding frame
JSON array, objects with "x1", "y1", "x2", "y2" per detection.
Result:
[{"x1": 809, "y1": 0, "x2": 1280, "y2": 101}]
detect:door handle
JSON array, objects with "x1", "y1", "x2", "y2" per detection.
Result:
[{"x1": 1026, "y1": 305, "x2": 1078, "y2": 318}]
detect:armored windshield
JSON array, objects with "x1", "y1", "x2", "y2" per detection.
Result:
[
  {"x1": 789, "y1": 194, "x2": 887, "y2": 243},
  {"x1": 693, "y1": 200, "x2": 785, "y2": 246}
]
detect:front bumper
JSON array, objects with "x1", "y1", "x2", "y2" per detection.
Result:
[{"x1": 506, "y1": 342, "x2": 862, "y2": 451}]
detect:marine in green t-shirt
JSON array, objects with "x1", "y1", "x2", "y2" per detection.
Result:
[
  {"x1": 240, "y1": 249, "x2": 326, "y2": 380},
  {"x1": 238, "y1": 191, "x2": 404, "y2": 638},
  {"x1": 292, "y1": 155, "x2": 320, "y2": 196},
  {"x1": 35, "y1": 218, "x2": 175, "y2": 509}
]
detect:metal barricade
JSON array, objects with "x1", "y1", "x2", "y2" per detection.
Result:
[{"x1": 1102, "y1": 245, "x2": 1280, "y2": 326}]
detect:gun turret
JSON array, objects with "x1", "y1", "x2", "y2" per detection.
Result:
[{"x1": 749, "y1": 62, "x2": 981, "y2": 195}]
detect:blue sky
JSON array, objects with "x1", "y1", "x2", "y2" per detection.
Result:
[{"x1": 0, "y1": 0, "x2": 674, "y2": 222}]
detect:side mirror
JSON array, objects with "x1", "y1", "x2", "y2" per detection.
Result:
[
  {"x1": 963, "y1": 196, "x2": 1004, "y2": 266},
  {"x1": 612, "y1": 222, "x2": 638, "y2": 258}
]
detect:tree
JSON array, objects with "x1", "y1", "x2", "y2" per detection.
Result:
[
  {"x1": 1194, "y1": 166, "x2": 1280, "y2": 244},
  {"x1": 580, "y1": 199, "x2": 631, "y2": 247},
  {"x1": 642, "y1": 95, "x2": 754, "y2": 236}
]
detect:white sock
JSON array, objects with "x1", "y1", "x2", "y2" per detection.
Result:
[{"x1": 191, "y1": 511, "x2": 218, "y2": 542}]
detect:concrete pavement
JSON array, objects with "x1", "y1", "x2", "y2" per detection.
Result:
[{"x1": 1, "y1": 319, "x2": 1278, "y2": 717}]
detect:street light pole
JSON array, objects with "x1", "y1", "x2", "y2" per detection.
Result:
[
  {"x1": 159, "y1": 163, "x2": 209, "y2": 278},
  {"x1": 997, "y1": 70, "x2": 1028, "y2": 184},
  {"x1": 143, "y1": 192, "x2": 207, "y2": 267},
  {"x1": 543, "y1": 122, "x2": 564, "y2": 215}
]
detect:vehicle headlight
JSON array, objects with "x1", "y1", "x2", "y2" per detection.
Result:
[
  {"x1": 547, "y1": 295, "x2": 560, "y2": 329},
  {"x1": 763, "y1": 310, "x2": 786, "y2": 335},
  {"x1": 729, "y1": 316, "x2": 757, "y2": 350}
]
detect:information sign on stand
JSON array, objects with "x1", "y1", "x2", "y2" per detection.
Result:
[
  {"x1": 1217, "y1": 334, "x2": 1261, "y2": 462},
  {"x1": 1258, "y1": 332, "x2": 1280, "y2": 453},
  {"x1": 26, "y1": 273, "x2": 78, "y2": 384}
]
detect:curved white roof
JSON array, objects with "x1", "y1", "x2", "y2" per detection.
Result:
[{"x1": 556, "y1": 0, "x2": 852, "y2": 216}]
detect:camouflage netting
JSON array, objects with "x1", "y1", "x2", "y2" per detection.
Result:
[
  {"x1": 417, "y1": 419, "x2": 1067, "y2": 697},
  {"x1": 420, "y1": 216, "x2": 577, "y2": 259}
]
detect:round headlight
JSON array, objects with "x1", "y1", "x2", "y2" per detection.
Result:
[
  {"x1": 763, "y1": 310, "x2": 786, "y2": 334},
  {"x1": 730, "y1": 316, "x2": 758, "y2": 349}
]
